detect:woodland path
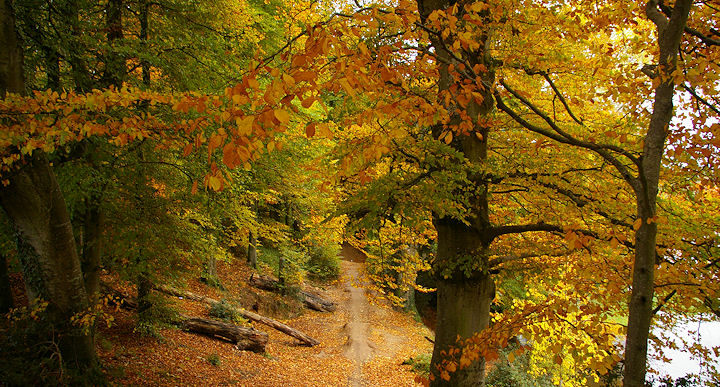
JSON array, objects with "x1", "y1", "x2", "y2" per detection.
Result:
[
  {"x1": 342, "y1": 260, "x2": 373, "y2": 387},
  {"x1": 95, "y1": 247, "x2": 432, "y2": 386}
]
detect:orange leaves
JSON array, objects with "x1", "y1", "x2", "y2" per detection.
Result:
[
  {"x1": 207, "y1": 133, "x2": 225, "y2": 156},
  {"x1": 305, "y1": 122, "x2": 316, "y2": 138},
  {"x1": 222, "y1": 143, "x2": 241, "y2": 169},
  {"x1": 632, "y1": 218, "x2": 643, "y2": 231},
  {"x1": 182, "y1": 144, "x2": 194, "y2": 157}
]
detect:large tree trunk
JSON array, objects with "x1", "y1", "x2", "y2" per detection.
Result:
[
  {"x1": 414, "y1": 0, "x2": 496, "y2": 383},
  {"x1": 623, "y1": 2, "x2": 692, "y2": 385},
  {"x1": 430, "y1": 219, "x2": 494, "y2": 386},
  {"x1": 0, "y1": 252, "x2": 12, "y2": 313},
  {"x1": 1, "y1": 0, "x2": 98, "y2": 375},
  {"x1": 0, "y1": 154, "x2": 98, "y2": 371}
]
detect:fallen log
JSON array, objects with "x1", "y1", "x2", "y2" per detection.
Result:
[
  {"x1": 179, "y1": 314, "x2": 267, "y2": 352},
  {"x1": 100, "y1": 283, "x2": 267, "y2": 353},
  {"x1": 155, "y1": 284, "x2": 320, "y2": 347},
  {"x1": 248, "y1": 274, "x2": 337, "y2": 312}
]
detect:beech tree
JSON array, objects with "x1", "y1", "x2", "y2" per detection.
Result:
[
  {"x1": 2, "y1": 0, "x2": 718, "y2": 384},
  {"x1": 493, "y1": 1, "x2": 719, "y2": 384}
]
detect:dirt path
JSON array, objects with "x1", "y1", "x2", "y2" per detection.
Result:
[
  {"x1": 96, "y1": 255, "x2": 432, "y2": 386},
  {"x1": 342, "y1": 260, "x2": 373, "y2": 387}
]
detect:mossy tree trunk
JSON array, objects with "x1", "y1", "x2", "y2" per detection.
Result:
[{"x1": 1, "y1": 0, "x2": 98, "y2": 376}]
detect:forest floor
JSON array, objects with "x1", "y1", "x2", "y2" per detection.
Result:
[{"x1": 95, "y1": 253, "x2": 433, "y2": 386}]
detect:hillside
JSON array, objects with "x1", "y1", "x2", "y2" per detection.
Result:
[{"x1": 94, "y1": 257, "x2": 432, "y2": 386}]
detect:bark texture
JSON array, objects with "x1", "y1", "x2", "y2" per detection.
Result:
[
  {"x1": 414, "y1": 0, "x2": 497, "y2": 384},
  {"x1": 0, "y1": 0, "x2": 24, "y2": 98},
  {"x1": 0, "y1": 154, "x2": 97, "y2": 370}
]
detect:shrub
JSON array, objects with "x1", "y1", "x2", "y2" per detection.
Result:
[
  {"x1": 206, "y1": 353, "x2": 221, "y2": 366},
  {"x1": 305, "y1": 243, "x2": 340, "y2": 281},
  {"x1": 135, "y1": 293, "x2": 179, "y2": 339},
  {"x1": 208, "y1": 300, "x2": 247, "y2": 324},
  {"x1": 402, "y1": 353, "x2": 431, "y2": 377}
]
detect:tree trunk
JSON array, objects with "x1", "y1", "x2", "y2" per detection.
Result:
[
  {"x1": 0, "y1": 0, "x2": 24, "y2": 99},
  {"x1": 1, "y1": 0, "x2": 98, "y2": 375},
  {"x1": 82, "y1": 199, "x2": 104, "y2": 305},
  {"x1": 0, "y1": 252, "x2": 12, "y2": 313},
  {"x1": 430, "y1": 218, "x2": 494, "y2": 387},
  {"x1": 156, "y1": 284, "x2": 321, "y2": 346},
  {"x1": 102, "y1": 0, "x2": 124, "y2": 88},
  {"x1": 414, "y1": 0, "x2": 496, "y2": 381},
  {"x1": 0, "y1": 154, "x2": 98, "y2": 371},
  {"x1": 55, "y1": 0, "x2": 92, "y2": 92},
  {"x1": 623, "y1": 2, "x2": 692, "y2": 385},
  {"x1": 248, "y1": 231, "x2": 258, "y2": 269},
  {"x1": 179, "y1": 314, "x2": 268, "y2": 353}
]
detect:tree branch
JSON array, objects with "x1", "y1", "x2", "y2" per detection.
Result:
[
  {"x1": 488, "y1": 250, "x2": 568, "y2": 268},
  {"x1": 490, "y1": 222, "x2": 563, "y2": 239},
  {"x1": 494, "y1": 84, "x2": 639, "y2": 186}
]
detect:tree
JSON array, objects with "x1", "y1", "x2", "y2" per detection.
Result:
[
  {"x1": 1, "y1": 0, "x2": 101, "y2": 378},
  {"x1": 492, "y1": 0, "x2": 720, "y2": 384}
]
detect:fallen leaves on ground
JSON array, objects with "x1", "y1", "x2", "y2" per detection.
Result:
[{"x1": 96, "y1": 259, "x2": 432, "y2": 386}]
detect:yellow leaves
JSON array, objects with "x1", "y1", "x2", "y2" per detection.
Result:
[
  {"x1": 222, "y1": 143, "x2": 242, "y2": 169},
  {"x1": 207, "y1": 134, "x2": 224, "y2": 155},
  {"x1": 301, "y1": 97, "x2": 316, "y2": 109},
  {"x1": 273, "y1": 109, "x2": 290, "y2": 124},
  {"x1": 338, "y1": 78, "x2": 356, "y2": 97},
  {"x1": 182, "y1": 144, "x2": 194, "y2": 157},
  {"x1": 236, "y1": 116, "x2": 254, "y2": 136},
  {"x1": 247, "y1": 77, "x2": 260, "y2": 90},
  {"x1": 232, "y1": 94, "x2": 248, "y2": 105},
  {"x1": 439, "y1": 131, "x2": 453, "y2": 144},
  {"x1": 206, "y1": 174, "x2": 224, "y2": 191},
  {"x1": 292, "y1": 70, "x2": 317, "y2": 84},
  {"x1": 445, "y1": 361, "x2": 457, "y2": 373},
  {"x1": 468, "y1": 1, "x2": 489, "y2": 13}
]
